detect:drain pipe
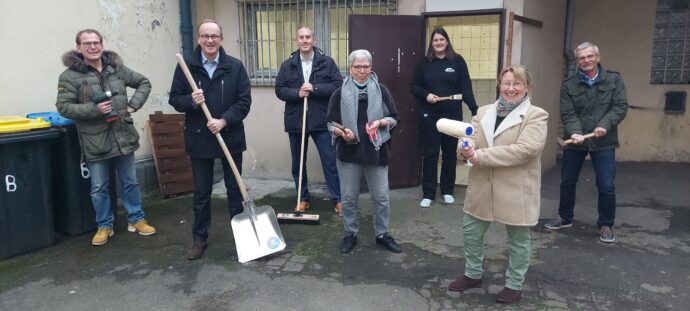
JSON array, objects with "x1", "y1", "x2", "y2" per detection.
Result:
[
  {"x1": 563, "y1": 0, "x2": 576, "y2": 78},
  {"x1": 180, "y1": 0, "x2": 194, "y2": 60}
]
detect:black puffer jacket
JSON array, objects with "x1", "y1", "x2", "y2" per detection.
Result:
[
  {"x1": 275, "y1": 48, "x2": 342, "y2": 133},
  {"x1": 169, "y1": 46, "x2": 252, "y2": 158},
  {"x1": 56, "y1": 50, "x2": 151, "y2": 161}
]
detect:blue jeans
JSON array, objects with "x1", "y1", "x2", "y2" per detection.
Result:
[
  {"x1": 87, "y1": 153, "x2": 145, "y2": 228},
  {"x1": 558, "y1": 148, "x2": 616, "y2": 228},
  {"x1": 289, "y1": 131, "x2": 341, "y2": 204}
]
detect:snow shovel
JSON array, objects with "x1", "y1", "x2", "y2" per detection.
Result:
[
  {"x1": 175, "y1": 54, "x2": 286, "y2": 263},
  {"x1": 277, "y1": 93, "x2": 319, "y2": 222}
]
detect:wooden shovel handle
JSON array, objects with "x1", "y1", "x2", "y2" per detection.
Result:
[
  {"x1": 296, "y1": 96, "x2": 308, "y2": 207},
  {"x1": 563, "y1": 132, "x2": 596, "y2": 144},
  {"x1": 175, "y1": 53, "x2": 249, "y2": 201}
]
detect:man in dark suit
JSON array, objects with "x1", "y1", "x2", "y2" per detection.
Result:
[{"x1": 169, "y1": 20, "x2": 251, "y2": 260}]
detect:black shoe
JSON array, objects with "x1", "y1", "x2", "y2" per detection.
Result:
[
  {"x1": 376, "y1": 233, "x2": 402, "y2": 253},
  {"x1": 187, "y1": 241, "x2": 207, "y2": 260},
  {"x1": 340, "y1": 233, "x2": 357, "y2": 253}
]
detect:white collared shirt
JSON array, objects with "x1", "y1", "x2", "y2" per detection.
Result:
[
  {"x1": 300, "y1": 51, "x2": 314, "y2": 82},
  {"x1": 202, "y1": 53, "x2": 220, "y2": 78}
]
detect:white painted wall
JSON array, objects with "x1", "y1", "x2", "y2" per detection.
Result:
[
  {"x1": 520, "y1": 0, "x2": 566, "y2": 170},
  {"x1": 0, "y1": 0, "x2": 181, "y2": 160}
]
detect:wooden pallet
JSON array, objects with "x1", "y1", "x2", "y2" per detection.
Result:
[{"x1": 147, "y1": 111, "x2": 194, "y2": 197}]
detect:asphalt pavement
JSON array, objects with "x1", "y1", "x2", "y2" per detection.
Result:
[{"x1": 1, "y1": 162, "x2": 688, "y2": 310}]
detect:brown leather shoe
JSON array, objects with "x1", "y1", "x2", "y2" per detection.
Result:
[
  {"x1": 186, "y1": 241, "x2": 207, "y2": 260},
  {"x1": 495, "y1": 287, "x2": 522, "y2": 303},
  {"x1": 334, "y1": 202, "x2": 342, "y2": 216},
  {"x1": 448, "y1": 275, "x2": 482, "y2": 292},
  {"x1": 294, "y1": 201, "x2": 310, "y2": 213}
]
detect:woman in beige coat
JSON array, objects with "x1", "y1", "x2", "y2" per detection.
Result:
[{"x1": 447, "y1": 65, "x2": 548, "y2": 303}]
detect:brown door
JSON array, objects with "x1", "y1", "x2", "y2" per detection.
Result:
[{"x1": 349, "y1": 15, "x2": 424, "y2": 188}]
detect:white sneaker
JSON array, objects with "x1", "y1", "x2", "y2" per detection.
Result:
[
  {"x1": 443, "y1": 195, "x2": 455, "y2": 204},
  {"x1": 420, "y1": 198, "x2": 432, "y2": 208}
]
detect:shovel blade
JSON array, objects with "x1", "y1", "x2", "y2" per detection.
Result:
[{"x1": 231, "y1": 200, "x2": 286, "y2": 263}]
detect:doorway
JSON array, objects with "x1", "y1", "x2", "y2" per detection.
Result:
[{"x1": 426, "y1": 13, "x2": 503, "y2": 185}]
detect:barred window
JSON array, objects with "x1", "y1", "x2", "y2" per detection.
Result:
[{"x1": 237, "y1": 0, "x2": 397, "y2": 85}]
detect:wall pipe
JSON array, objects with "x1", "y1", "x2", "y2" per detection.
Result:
[
  {"x1": 563, "y1": 0, "x2": 576, "y2": 77},
  {"x1": 180, "y1": 0, "x2": 194, "y2": 60}
]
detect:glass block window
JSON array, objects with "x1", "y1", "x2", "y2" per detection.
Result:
[{"x1": 652, "y1": 0, "x2": 690, "y2": 84}]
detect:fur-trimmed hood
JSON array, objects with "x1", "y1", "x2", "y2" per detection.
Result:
[{"x1": 61, "y1": 50, "x2": 122, "y2": 73}]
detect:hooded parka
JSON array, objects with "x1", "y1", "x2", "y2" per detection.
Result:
[{"x1": 56, "y1": 50, "x2": 151, "y2": 162}]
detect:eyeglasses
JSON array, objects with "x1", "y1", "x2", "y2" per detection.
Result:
[
  {"x1": 80, "y1": 41, "x2": 102, "y2": 48},
  {"x1": 199, "y1": 34, "x2": 222, "y2": 41},
  {"x1": 500, "y1": 82, "x2": 525, "y2": 88},
  {"x1": 576, "y1": 53, "x2": 598, "y2": 62},
  {"x1": 351, "y1": 65, "x2": 372, "y2": 71}
]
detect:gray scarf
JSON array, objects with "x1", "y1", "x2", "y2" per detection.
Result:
[
  {"x1": 497, "y1": 95, "x2": 528, "y2": 117},
  {"x1": 340, "y1": 73, "x2": 390, "y2": 149}
]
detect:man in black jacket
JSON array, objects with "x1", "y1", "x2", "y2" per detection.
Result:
[
  {"x1": 169, "y1": 20, "x2": 252, "y2": 260},
  {"x1": 275, "y1": 26, "x2": 343, "y2": 215}
]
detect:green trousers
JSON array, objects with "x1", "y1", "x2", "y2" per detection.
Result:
[{"x1": 463, "y1": 213, "x2": 531, "y2": 290}]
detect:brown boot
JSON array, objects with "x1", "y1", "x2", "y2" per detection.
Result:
[
  {"x1": 448, "y1": 275, "x2": 482, "y2": 292},
  {"x1": 495, "y1": 287, "x2": 522, "y2": 303},
  {"x1": 186, "y1": 241, "x2": 207, "y2": 260},
  {"x1": 334, "y1": 202, "x2": 342, "y2": 216},
  {"x1": 294, "y1": 201, "x2": 309, "y2": 213}
]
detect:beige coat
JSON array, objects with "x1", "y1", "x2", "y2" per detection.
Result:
[{"x1": 462, "y1": 98, "x2": 548, "y2": 226}]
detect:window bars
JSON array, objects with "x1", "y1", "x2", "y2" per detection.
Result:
[{"x1": 237, "y1": 0, "x2": 397, "y2": 85}]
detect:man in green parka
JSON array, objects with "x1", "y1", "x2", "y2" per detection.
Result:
[
  {"x1": 56, "y1": 29, "x2": 156, "y2": 246},
  {"x1": 545, "y1": 42, "x2": 628, "y2": 243}
]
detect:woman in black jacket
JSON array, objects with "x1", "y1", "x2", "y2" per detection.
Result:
[{"x1": 410, "y1": 27, "x2": 478, "y2": 208}]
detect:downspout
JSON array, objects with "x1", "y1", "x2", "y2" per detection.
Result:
[
  {"x1": 563, "y1": 0, "x2": 576, "y2": 78},
  {"x1": 180, "y1": 0, "x2": 194, "y2": 60}
]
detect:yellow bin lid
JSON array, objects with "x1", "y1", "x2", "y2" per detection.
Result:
[{"x1": 0, "y1": 116, "x2": 52, "y2": 133}]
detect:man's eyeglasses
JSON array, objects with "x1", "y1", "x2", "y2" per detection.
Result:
[
  {"x1": 351, "y1": 65, "x2": 371, "y2": 71},
  {"x1": 576, "y1": 54, "x2": 598, "y2": 62},
  {"x1": 199, "y1": 34, "x2": 222, "y2": 41},
  {"x1": 80, "y1": 41, "x2": 102, "y2": 48}
]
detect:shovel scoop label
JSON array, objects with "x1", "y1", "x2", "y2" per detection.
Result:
[{"x1": 268, "y1": 237, "x2": 282, "y2": 249}]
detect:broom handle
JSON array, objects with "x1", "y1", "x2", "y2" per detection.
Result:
[
  {"x1": 175, "y1": 54, "x2": 249, "y2": 201},
  {"x1": 296, "y1": 96, "x2": 308, "y2": 207}
]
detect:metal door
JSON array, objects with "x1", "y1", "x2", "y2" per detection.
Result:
[{"x1": 349, "y1": 15, "x2": 424, "y2": 188}]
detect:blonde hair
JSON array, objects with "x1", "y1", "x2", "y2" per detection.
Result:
[{"x1": 498, "y1": 64, "x2": 531, "y2": 87}]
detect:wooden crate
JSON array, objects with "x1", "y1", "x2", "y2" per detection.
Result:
[{"x1": 147, "y1": 111, "x2": 194, "y2": 197}]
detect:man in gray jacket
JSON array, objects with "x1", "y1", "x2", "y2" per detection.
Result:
[
  {"x1": 56, "y1": 29, "x2": 156, "y2": 246},
  {"x1": 545, "y1": 42, "x2": 628, "y2": 243}
]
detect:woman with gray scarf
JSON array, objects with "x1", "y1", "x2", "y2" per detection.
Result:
[{"x1": 326, "y1": 49, "x2": 401, "y2": 254}]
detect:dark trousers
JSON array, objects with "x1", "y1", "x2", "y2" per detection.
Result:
[
  {"x1": 558, "y1": 148, "x2": 616, "y2": 228},
  {"x1": 288, "y1": 131, "x2": 341, "y2": 204},
  {"x1": 190, "y1": 154, "x2": 243, "y2": 242},
  {"x1": 420, "y1": 110, "x2": 461, "y2": 199}
]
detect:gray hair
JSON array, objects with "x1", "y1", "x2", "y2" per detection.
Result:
[
  {"x1": 347, "y1": 49, "x2": 372, "y2": 68},
  {"x1": 574, "y1": 42, "x2": 599, "y2": 56}
]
